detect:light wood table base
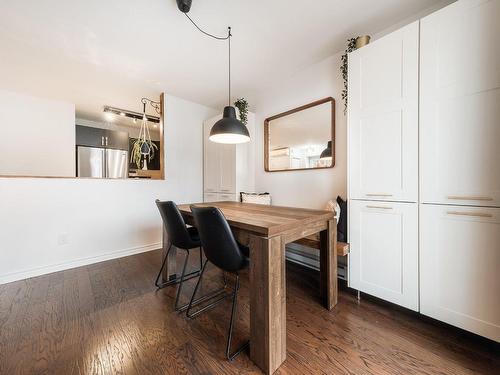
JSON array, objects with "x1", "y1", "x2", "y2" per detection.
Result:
[{"x1": 163, "y1": 202, "x2": 337, "y2": 374}]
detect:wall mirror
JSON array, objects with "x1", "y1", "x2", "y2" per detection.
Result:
[{"x1": 265, "y1": 97, "x2": 335, "y2": 172}]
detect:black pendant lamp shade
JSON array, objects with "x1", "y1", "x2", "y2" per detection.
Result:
[
  {"x1": 320, "y1": 141, "x2": 333, "y2": 160},
  {"x1": 209, "y1": 106, "x2": 250, "y2": 144}
]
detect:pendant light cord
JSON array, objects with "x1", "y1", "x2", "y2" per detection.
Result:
[
  {"x1": 184, "y1": 13, "x2": 230, "y2": 40},
  {"x1": 228, "y1": 27, "x2": 231, "y2": 106},
  {"x1": 183, "y1": 13, "x2": 232, "y2": 106}
]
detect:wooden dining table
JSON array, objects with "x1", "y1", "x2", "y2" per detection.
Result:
[{"x1": 161, "y1": 201, "x2": 338, "y2": 374}]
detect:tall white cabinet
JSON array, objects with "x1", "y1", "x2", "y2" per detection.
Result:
[
  {"x1": 348, "y1": 21, "x2": 419, "y2": 203},
  {"x1": 203, "y1": 112, "x2": 255, "y2": 202},
  {"x1": 420, "y1": 0, "x2": 500, "y2": 208},
  {"x1": 348, "y1": 21, "x2": 420, "y2": 311},
  {"x1": 348, "y1": 0, "x2": 500, "y2": 342},
  {"x1": 419, "y1": 0, "x2": 500, "y2": 343}
]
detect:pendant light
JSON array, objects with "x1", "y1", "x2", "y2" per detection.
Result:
[
  {"x1": 178, "y1": 2, "x2": 250, "y2": 144},
  {"x1": 209, "y1": 28, "x2": 250, "y2": 144}
]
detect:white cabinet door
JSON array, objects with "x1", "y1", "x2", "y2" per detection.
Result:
[
  {"x1": 203, "y1": 193, "x2": 219, "y2": 203},
  {"x1": 218, "y1": 193, "x2": 237, "y2": 202},
  {"x1": 203, "y1": 120, "x2": 220, "y2": 193},
  {"x1": 348, "y1": 22, "x2": 419, "y2": 202},
  {"x1": 219, "y1": 144, "x2": 236, "y2": 194},
  {"x1": 420, "y1": 204, "x2": 500, "y2": 342},
  {"x1": 420, "y1": 0, "x2": 500, "y2": 207},
  {"x1": 349, "y1": 200, "x2": 418, "y2": 310}
]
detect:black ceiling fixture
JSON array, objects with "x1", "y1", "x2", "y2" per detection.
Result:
[
  {"x1": 176, "y1": 0, "x2": 192, "y2": 13},
  {"x1": 176, "y1": 0, "x2": 250, "y2": 144}
]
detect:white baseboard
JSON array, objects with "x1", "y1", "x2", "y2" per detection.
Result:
[{"x1": 0, "y1": 243, "x2": 161, "y2": 285}]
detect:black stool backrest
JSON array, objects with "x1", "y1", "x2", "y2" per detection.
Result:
[
  {"x1": 156, "y1": 200, "x2": 195, "y2": 249},
  {"x1": 190, "y1": 205, "x2": 246, "y2": 272}
]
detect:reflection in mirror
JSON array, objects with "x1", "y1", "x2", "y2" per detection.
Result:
[{"x1": 265, "y1": 98, "x2": 335, "y2": 172}]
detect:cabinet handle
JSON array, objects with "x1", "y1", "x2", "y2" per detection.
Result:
[
  {"x1": 447, "y1": 211, "x2": 493, "y2": 218},
  {"x1": 101, "y1": 136, "x2": 105, "y2": 146},
  {"x1": 366, "y1": 205, "x2": 393, "y2": 210},
  {"x1": 447, "y1": 195, "x2": 493, "y2": 201},
  {"x1": 105, "y1": 136, "x2": 109, "y2": 146},
  {"x1": 366, "y1": 193, "x2": 393, "y2": 197}
]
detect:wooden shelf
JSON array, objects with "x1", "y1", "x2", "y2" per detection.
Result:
[{"x1": 293, "y1": 236, "x2": 349, "y2": 256}]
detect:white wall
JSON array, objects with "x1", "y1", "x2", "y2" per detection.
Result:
[
  {"x1": 254, "y1": 52, "x2": 347, "y2": 209},
  {"x1": 0, "y1": 93, "x2": 217, "y2": 284},
  {"x1": 0, "y1": 89, "x2": 75, "y2": 177}
]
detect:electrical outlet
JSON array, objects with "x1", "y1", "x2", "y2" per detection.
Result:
[{"x1": 58, "y1": 233, "x2": 69, "y2": 246}]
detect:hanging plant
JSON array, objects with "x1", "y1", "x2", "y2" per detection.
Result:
[
  {"x1": 234, "y1": 98, "x2": 249, "y2": 126},
  {"x1": 130, "y1": 114, "x2": 158, "y2": 169},
  {"x1": 340, "y1": 37, "x2": 358, "y2": 114}
]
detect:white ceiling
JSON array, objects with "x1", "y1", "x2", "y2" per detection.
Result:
[{"x1": 0, "y1": 0, "x2": 450, "y2": 120}]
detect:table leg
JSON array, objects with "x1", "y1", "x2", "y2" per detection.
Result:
[
  {"x1": 320, "y1": 219, "x2": 338, "y2": 310},
  {"x1": 249, "y1": 235, "x2": 286, "y2": 375},
  {"x1": 161, "y1": 226, "x2": 178, "y2": 283}
]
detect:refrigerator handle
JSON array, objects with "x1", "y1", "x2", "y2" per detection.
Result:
[{"x1": 103, "y1": 149, "x2": 107, "y2": 178}]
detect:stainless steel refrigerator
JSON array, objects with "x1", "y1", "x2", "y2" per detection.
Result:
[{"x1": 77, "y1": 146, "x2": 128, "y2": 178}]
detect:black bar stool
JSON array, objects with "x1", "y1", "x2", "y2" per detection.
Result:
[
  {"x1": 154, "y1": 200, "x2": 204, "y2": 311},
  {"x1": 187, "y1": 205, "x2": 250, "y2": 361}
]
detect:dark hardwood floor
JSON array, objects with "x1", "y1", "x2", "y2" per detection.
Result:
[{"x1": 0, "y1": 249, "x2": 498, "y2": 374}]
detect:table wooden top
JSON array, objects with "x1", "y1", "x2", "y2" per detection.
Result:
[{"x1": 177, "y1": 201, "x2": 334, "y2": 237}]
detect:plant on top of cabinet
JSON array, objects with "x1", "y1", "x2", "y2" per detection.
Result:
[
  {"x1": 341, "y1": 36, "x2": 370, "y2": 114},
  {"x1": 341, "y1": 37, "x2": 357, "y2": 114},
  {"x1": 234, "y1": 98, "x2": 249, "y2": 125}
]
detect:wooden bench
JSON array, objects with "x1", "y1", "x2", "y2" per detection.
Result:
[{"x1": 293, "y1": 236, "x2": 350, "y2": 256}]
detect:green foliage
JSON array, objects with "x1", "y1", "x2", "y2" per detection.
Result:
[
  {"x1": 340, "y1": 37, "x2": 358, "y2": 114},
  {"x1": 234, "y1": 98, "x2": 249, "y2": 126},
  {"x1": 130, "y1": 139, "x2": 158, "y2": 169}
]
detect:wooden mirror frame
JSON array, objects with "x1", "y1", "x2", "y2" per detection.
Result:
[{"x1": 264, "y1": 97, "x2": 335, "y2": 172}]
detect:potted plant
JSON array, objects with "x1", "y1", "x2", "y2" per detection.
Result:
[
  {"x1": 130, "y1": 117, "x2": 158, "y2": 170},
  {"x1": 234, "y1": 98, "x2": 249, "y2": 125},
  {"x1": 340, "y1": 35, "x2": 370, "y2": 114}
]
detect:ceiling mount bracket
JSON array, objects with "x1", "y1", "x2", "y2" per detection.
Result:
[{"x1": 176, "y1": 0, "x2": 192, "y2": 13}]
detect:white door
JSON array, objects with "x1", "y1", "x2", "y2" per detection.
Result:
[
  {"x1": 348, "y1": 22, "x2": 419, "y2": 202},
  {"x1": 349, "y1": 200, "x2": 418, "y2": 310},
  {"x1": 420, "y1": 0, "x2": 500, "y2": 207},
  {"x1": 219, "y1": 144, "x2": 236, "y2": 194},
  {"x1": 420, "y1": 204, "x2": 500, "y2": 342},
  {"x1": 203, "y1": 119, "x2": 220, "y2": 193}
]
